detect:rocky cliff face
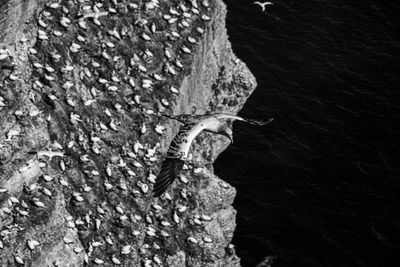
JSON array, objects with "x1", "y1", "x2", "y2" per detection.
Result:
[{"x1": 0, "y1": 0, "x2": 256, "y2": 266}]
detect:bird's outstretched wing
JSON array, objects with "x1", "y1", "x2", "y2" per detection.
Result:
[
  {"x1": 153, "y1": 121, "x2": 198, "y2": 197},
  {"x1": 159, "y1": 113, "x2": 273, "y2": 126},
  {"x1": 153, "y1": 157, "x2": 185, "y2": 197},
  {"x1": 242, "y1": 117, "x2": 274, "y2": 126},
  {"x1": 159, "y1": 113, "x2": 195, "y2": 124},
  {"x1": 214, "y1": 113, "x2": 274, "y2": 126}
]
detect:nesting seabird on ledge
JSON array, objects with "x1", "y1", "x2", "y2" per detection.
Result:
[{"x1": 153, "y1": 113, "x2": 274, "y2": 197}]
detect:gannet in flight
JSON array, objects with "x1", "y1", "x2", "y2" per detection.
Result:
[
  {"x1": 153, "y1": 113, "x2": 274, "y2": 197},
  {"x1": 253, "y1": 1, "x2": 274, "y2": 12}
]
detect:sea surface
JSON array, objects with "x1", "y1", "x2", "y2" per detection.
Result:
[{"x1": 214, "y1": 0, "x2": 400, "y2": 266}]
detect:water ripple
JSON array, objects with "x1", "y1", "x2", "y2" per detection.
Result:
[{"x1": 216, "y1": 0, "x2": 400, "y2": 266}]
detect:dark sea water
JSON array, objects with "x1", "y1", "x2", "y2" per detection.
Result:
[{"x1": 214, "y1": 1, "x2": 400, "y2": 266}]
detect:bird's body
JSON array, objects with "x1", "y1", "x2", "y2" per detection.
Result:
[
  {"x1": 166, "y1": 116, "x2": 221, "y2": 160},
  {"x1": 153, "y1": 113, "x2": 273, "y2": 197},
  {"x1": 253, "y1": 1, "x2": 274, "y2": 12}
]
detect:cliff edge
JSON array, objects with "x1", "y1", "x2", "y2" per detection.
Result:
[{"x1": 0, "y1": 0, "x2": 256, "y2": 266}]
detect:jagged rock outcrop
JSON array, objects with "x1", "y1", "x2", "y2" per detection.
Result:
[{"x1": 0, "y1": 0, "x2": 256, "y2": 266}]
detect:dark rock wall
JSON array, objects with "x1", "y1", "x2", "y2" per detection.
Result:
[{"x1": 0, "y1": 0, "x2": 256, "y2": 266}]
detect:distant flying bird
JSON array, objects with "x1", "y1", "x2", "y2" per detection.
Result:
[
  {"x1": 253, "y1": 1, "x2": 274, "y2": 12},
  {"x1": 153, "y1": 113, "x2": 274, "y2": 197}
]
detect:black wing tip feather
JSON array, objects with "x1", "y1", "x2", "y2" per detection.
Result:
[
  {"x1": 246, "y1": 117, "x2": 274, "y2": 126},
  {"x1": 153, "y1": 157, "x2": 185, "y2": 197}
]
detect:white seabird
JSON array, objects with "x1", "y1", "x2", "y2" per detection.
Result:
[
  {"x1": 153, "y1": 113, "x2": 274, "y2": 197},
  {"x1": 253, "y1": 1, "x2": 274, "y2": 12}
]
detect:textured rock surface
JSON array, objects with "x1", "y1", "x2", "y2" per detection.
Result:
[{"x1": 0, "y1": 0, "x2": 256, "y2": 266}]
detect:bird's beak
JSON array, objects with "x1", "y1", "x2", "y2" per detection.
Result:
[{"x1": 221, "y1": 128, "x2": 234, "y2": 144}]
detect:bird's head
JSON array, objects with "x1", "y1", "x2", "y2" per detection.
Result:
[{"x1": 217, "y1": 123, "x2": 234, "y2": 144}]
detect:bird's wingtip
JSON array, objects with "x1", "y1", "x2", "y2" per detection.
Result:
[
  {"x1": 262, "y1": 117, "x2": 274, "y2": 125},
  {"x1": 152, "y1": 157, "x2": 185, "y2": 198},
  {"x1": 152, "y1": 190, "x2": 162, "y2": 198},
  {"x1": 246, "y1": 117, "x2": 274, "y2": 126}
]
